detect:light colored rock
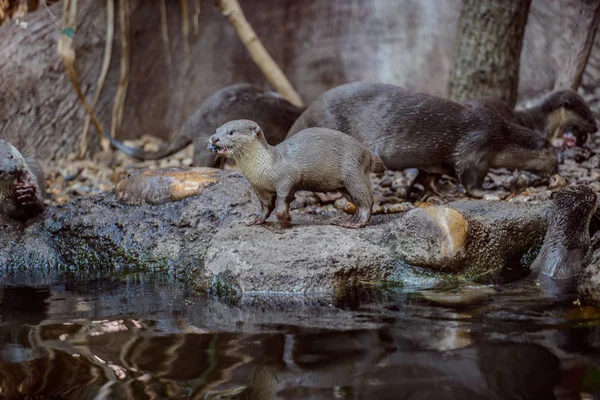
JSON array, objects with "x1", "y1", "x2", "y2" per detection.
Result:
[
  {"x1": 115, "y1": 167, "x2": 220, "y2": 205},
  {"x1": 419, "y1": 284, "x2": 496, "y2": 307},
  {"x1": 394, "y1": 206, "x2": 469, "y2": 272},
  {"x1": 203, "y1": 221, "x2": 395, "y2": 294}
]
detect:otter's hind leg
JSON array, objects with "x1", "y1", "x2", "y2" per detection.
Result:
[
  {"x1": 274, "y1": 180, "x2": 296, "y2": 228},
  {"x1": 457, "y1": 161, "x2": 489, "y2": 199},
  {"x1": 246, "y1": 190, "x2": 276, "y2": 226},
  {"x1": 334, "y1": 175, "x2": 373, "y2": 229}
]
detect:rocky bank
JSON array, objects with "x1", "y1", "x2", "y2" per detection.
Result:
[{"x1": 1, "y1": 167, "x2": 571, "y2": 300}]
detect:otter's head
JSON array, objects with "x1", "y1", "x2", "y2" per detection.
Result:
[
  {"x1": 551, "y1": 185, "x2": 597, "y2": 216},
  {"x1": 0, "y1": 139, "x2": 25, "y2": 182},
  {"x1": 208, "y1": 119, "x2": 263, "y2": 159},
  {"x1": 542, "y1": 90, "x2": 598, "y2": 148}
]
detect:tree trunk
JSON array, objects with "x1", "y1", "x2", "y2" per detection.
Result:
[
  {"x1": 554, "y1": 0, "x2": 600, "y2": 91},
  {"x1": 448, "y1": 0, "x2": 532, "y2": 108}
]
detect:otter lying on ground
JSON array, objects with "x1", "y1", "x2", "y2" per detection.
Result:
[
  {"x1": 462, "y1": 90, "x2": 598, "y2": 148},
  {"x1": 208, "y1": 120, "x2": 386, "y2": 228},
  {"x1": 103, "y1": 84, "x2": 305, "y2": 167},
  {"x1": 286, "y1": 82, "x2": 559, "y2": 198},
  {"x1": 0, "y1": 139, "x2": 45, "y2": 220}
]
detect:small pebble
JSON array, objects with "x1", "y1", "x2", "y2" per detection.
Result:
[
  {"x1": 483, "y1": 194, "x2": 501, "y2": 201},
  {"x1": 379, "y1": 177, "x2": 393, "y2": 188},
  {"x1": 548, "y1": 174, "x2": 567, "y2": 189}
]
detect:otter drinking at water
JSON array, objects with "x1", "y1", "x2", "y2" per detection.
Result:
[
  {"x1": 208, "y1": 120, "x2": 385, "y2": 228},
  {"x1": 286, "y1": 82, "x2": 559, "y2": 198},
  {"x1": 463, "y1": 90, "x2": 598, "y2": 148},
  {"x1": 530, "y1": 185, "x2": 597, "y2": 296},
  {"x1": 0, "y1": 139, "x2": 45, "y2": 220}
]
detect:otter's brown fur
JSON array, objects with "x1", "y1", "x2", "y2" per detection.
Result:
[
  {"x1": 104, "y1": 84, "x2": 305, "y2": 167},
  {"x1": 463, "y1": 90, "x2": 598, "y2": 147},
  {"x1": 287, "y1": 82, "x2": 558, "y2": 198},
  {"x1": 0, "y1": 139, "x2": 45, "y2": 220},
  {"x1": 209, "y1": 120, "x2": 385, "y2": 228}
]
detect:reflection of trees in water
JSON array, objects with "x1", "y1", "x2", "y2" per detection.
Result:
[
  {"x1": 0, "y1": 320, "x2": 589, "y2": 399},
  {"x1": 0, "y1": 320, "x2": 252, "y2": 399},
  {"x1": 0, "y1": 283, "x2": 599, "y2": 399}
]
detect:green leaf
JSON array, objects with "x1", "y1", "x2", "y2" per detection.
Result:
[{"x1": 62, "y1": 27, "x2": 75, "y2": 38}]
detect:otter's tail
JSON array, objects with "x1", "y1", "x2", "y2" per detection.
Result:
[
  {"x1": 370, "y1": 153, "x2": 386, "y2": 173},
  {"x1": 101, "y1": 129, "x2": 191, "y2": 161},
  {"x1": 369, "y1": 144, "x2": 386, "y2": 173}
]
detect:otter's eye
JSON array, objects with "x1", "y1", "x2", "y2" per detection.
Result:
[
  {"x1": 227, "y1": 130, "x2": 234, "y2": 136},
  {"x1": 7, "y1": 154, "x2": 13, "y2": 159}
]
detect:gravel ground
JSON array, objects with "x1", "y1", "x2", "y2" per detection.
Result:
[{"x1": 43, "y1": 90, "x2": 600, "y2": 216}]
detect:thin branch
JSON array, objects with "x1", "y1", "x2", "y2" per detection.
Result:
[
  {"x1": 81, "y1": 0, "x2": 114, "y2": 155},
  {"x1": 110, "y1": 0, "x2": 131, "y2": 142},
  {"x1": 159, "y1": 0, "x2": 171, "y2": 66},
  {"x1": 57, "y1": 0, "x2": 105, "y2": 157},
  {"x1": 215, "y1": 0, "x2": 304, "y2": 107},
  {"x1": 180, "y1": 0, "x2": 191, "y2": 68},
  {"x1": 192, "y1": 0, "x2": 201, "y2": 35}
]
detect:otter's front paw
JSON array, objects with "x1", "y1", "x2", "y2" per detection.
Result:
[
  {"x1": 243, "y1": 216, "x2": 266, "y2": 226},
  {"x1": 465, "y1": 188, "x2": 485, "y2": 199},
  {"x1": 276, "y1": 216, "x2": 292, "y2": 228}
]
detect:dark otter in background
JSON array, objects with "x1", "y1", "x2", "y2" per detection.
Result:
[
  {"x1": 0, "y1": 139, "x2": 45, "y2": 220},
  {"x1": 104, "y1": 84, "x2": 305, "y2": 167},
  {"x1": 208, "y1": 119, "x2": 386, "y2": 228},
  {"x1": 286, "y1": 82, "x2": 558, "y2": 198},
  {"x1": 462, "y1": 90, "x2": 598, "y2": 148}
]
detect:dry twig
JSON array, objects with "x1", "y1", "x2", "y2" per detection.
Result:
[
  {"x1": 215, "y1": 0, "x2": 304, "y2": 107},
  {"x1": 57, "y1": 0, "x2": 105, "y2": 157},
  {"x1": 192, "y1": 0, "x2": 201, "y2": 35},
  {"x1": 110, "y1": 0, "x2": 130, "y2": 143},
  {"x1": 81, "y1": 0, "x2": 114, "y2": 154},
  {"x1": 180, "y1": 0, "x2": 191, "y2": 68},
  {"x1": 159, "y1": 0, "x2": 171, "y2": 66}
]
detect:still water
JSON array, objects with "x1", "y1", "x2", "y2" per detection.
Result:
[{"x1": 1, "y1": 275, "x2": 600, "y2": 399}]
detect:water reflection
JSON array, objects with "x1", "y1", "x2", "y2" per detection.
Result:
[{"x1": 0, "y1": 280, "x2": 599, "y2": 399}]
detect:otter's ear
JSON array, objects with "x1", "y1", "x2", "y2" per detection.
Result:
[
  {"x1": 251, "y1": 125, "x2": 261, "y2": 136},
  {"x1": 562, "y1": 99, "x2": 571, "y2": 108},
  {"x1": 550, "y1": 190, "x2": 557, "y2": 200}
]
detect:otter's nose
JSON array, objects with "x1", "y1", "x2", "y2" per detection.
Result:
[{"x1": 210, "y1": 135, "x2": 219, "y2": 144}]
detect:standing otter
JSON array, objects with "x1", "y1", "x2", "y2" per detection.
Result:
[
  {"x1": 103, "y1": 84, "x2": 305, "y2": 166},
  {"x1": 463, "y1": 90, "x2": 598, "y2": 148},
  {"x1": 208, "y1": 120, "x2": 385, "y2": 228},
  {"x1": 0, "y1": 139, "x2": 45, "y2": 220},
  {"x1": 286, "y1": 82, "x2": 558, "y2": 198}
]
